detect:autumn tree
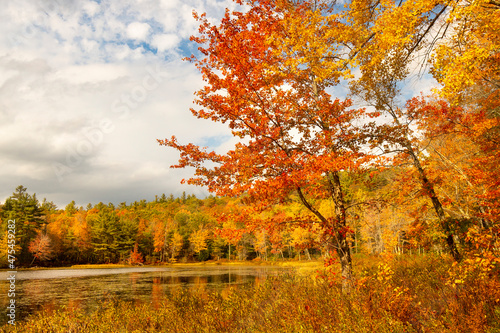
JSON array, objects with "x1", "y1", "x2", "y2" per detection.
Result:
[
  {"x1": 159, "y1": 0, "x2": 376, "y2": 289},
  {"x1": 428, "y1": 0, "x2": 500, "y2": 259},
  {"x1": 290, "y1": 227, "x2": 315, "y2": 260},
  {"x1": 169, "y1": 231, "x2": 184, "y2": 261},
  {"x1": 432, "y1": 3, "x2": 499, "y2": 232},
  {"x1": 343, "y1": 0, "x2": 499, "y2": 260},
  {"x1": 430, "y1": 0, "x2": 500, "y2": 109},
  {"x1": 273, "y1": 0, "x2": 498, "y2": 260},
  {"x1": 216, "y1": 199, "x2": 249, "y2": 261},
  {"x1": 189, "y1": 228, "x2": 210, "y2": 260},
  {"x1": 28, "y1": 233, "x2": 53, "y2": 265},
  {"x1": 253, "y1": 0, "x2": 498, "y2": 263},
  {"x1": 263, "y1": 0, "x2": 466, "y2": 261},
  {"x1": 405, "y1": 97, "x2": 500, "y2": 271},
  {"x1": 253, "y1": 230, "x2": 269, "y2": 260},
  {"x1": 211, "y1": 234, "x2": 227, "y2": 260},
  {"x1": 129, "y1": 243, "x2": 144, "y2": 265},
  {"x1": 153, "y1": 219, "x2": 167, "y2": 262},
  {"x1": 71, "y1": 210, "x2": 93, "y2": 263},
  {"x1": 46, "y1": 210, "x2": 73, "y2": 262},
  {"x1": 343, "y1": 3, "x2": 460, "y2": 259}
]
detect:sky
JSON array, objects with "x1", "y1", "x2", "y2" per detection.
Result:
[
  {"x1": 0, "y1": 0, "x2": 439, "y2": 209},
  {"x1": 0, "y1": 0, "x2": 244, "y2": 208}
]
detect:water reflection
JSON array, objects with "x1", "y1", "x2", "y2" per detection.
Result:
[{"x1": 0, "y1": 265, "x2": 288, "y2": 325}]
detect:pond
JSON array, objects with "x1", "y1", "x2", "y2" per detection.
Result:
[{"x1": 0, "y1": 265, "x2": 290, "y2": 325}]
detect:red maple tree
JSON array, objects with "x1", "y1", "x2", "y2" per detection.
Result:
[{"x1": 159, "y1": 1, "x2": 376, "y2": 289}]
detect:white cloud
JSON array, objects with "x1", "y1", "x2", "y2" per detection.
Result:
[
  {"x1": 126, "y1": 22, "x2": 151, "y2": 41},
  {"x1": 82, "y1": 0, "x2": 100, "y2": 17},
  {"x1": 152, "y1": 34, "x2": 180, "y2": 52},
  {"x1": 51, "y1": 63, "x2": 129, "y2": 84},
  {"x1": 159, "y1": 0, "x2": 181, "y2": 10}
]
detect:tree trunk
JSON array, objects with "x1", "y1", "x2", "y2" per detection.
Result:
[
  {"x1": 296, "y1": 170, "x2": 353, "y2": 292},
  {"x1": 406, "y1": 146, "x2": 462, "y2": 261},
  {"x1": 339, "y1": 246, "x2": 353, "y2": 291},
  {"x1": 305, "y1": 248, "x2": 311, "y2": 260},
  {"x1": 384, "y1": 107, "x2": 462, "y2": 261},
  {"x1": 354, "y1": 230, "x2": 358, "y2": 254},
  {"x1": 330, "y1": 171, "x2": 353, "y2": 291}
]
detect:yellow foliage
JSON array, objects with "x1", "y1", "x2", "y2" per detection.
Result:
[{"x1": 189, "y1": 228, "x2": 210, "y2": 254}]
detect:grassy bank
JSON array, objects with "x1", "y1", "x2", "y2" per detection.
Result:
[
  {"x1": 0, "y1": 260, "x2": 284, "y2": 272},
  {"x1": 2, "y1": 255, "x2": 500, "y2": 333},
  {"x1": 70, "y1": 259, "x2": 316, "y2": 269}
]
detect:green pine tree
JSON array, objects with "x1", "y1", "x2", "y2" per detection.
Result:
[{"x1": 1, "y1": 186, "x2": 45, "y2": 265}]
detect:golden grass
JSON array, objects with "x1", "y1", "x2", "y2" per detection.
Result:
[{"x1": 70, "y1": 264, "x2": 130, "y2": 269}]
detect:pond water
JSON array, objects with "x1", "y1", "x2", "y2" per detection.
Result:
[{"x1": 0, "y1": 265, "x2": 290, "y2": 325}]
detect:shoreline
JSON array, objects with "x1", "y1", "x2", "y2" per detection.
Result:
[{"x1": 0, "y1": 259, "x2": 324, "y2": 272}]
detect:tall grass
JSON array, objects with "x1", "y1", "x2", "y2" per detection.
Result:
[{"x1": 2, "y1": 254, "x2": 500, "y2": 333}]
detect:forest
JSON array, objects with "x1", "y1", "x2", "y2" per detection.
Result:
[
  {"x1": 1, "y1": 0, "x2": 499, "y2": 331},
  {"x1": 0, "y1": 170, "x2": 452, "y2": 268}
]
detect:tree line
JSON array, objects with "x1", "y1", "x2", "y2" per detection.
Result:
[{"x1": 1, "y1": 152, "x2": 493, "y2": 268}]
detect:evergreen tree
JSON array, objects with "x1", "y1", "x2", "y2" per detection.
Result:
[{"x1": 1, "y1": 186, "x2": 45, "y2": 265}]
